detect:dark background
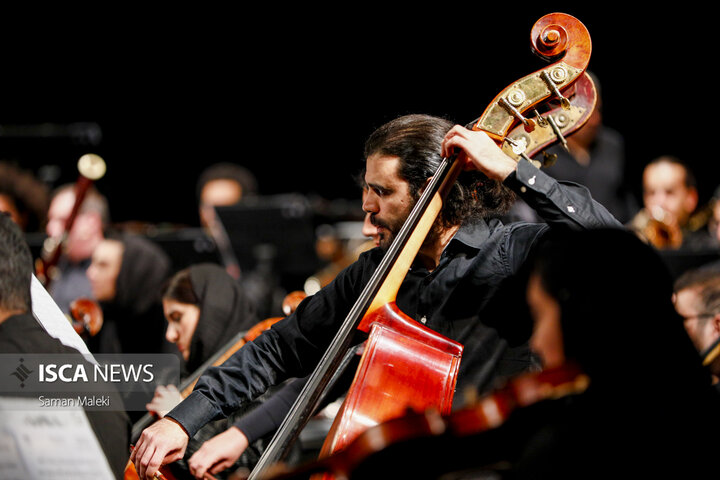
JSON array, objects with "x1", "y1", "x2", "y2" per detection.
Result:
[{"x1": 2, "y1": 6, "x2": 717, "y2": 230}]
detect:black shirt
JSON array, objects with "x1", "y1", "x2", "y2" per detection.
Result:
[
  {"x1": 168, "y1": 159, "x2": 621, "y2": 438},
  {"x1": 0, "y1": 313, "x2": 131, "y2": 479}
]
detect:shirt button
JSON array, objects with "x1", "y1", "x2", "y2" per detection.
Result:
[
  {"x1": 420, "y1": 316, "x2": 427, "y2": 324},
  {"x1": 567, "y1": 205, "x2": 575, "y2": 213}
]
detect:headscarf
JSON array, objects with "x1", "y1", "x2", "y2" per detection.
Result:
[
  {"x1": 94, "y1": 233, "x2": 171, "y2": 354},
  {"x1": 185, "y1": 263, "x2": 258, "y2": 374}
]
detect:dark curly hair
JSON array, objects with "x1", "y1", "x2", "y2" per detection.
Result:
[
  {"x1": 0, "y1": 212, "x2": 33, "y2": 311},
  {"x1": 363, "y1": 114, "x2": 515, "y2": 228},
  {"x1": 0, "y1": 161, "x2": 50, "y2": 231}
]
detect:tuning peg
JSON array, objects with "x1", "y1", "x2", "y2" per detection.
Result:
[
  {"x1": 499, "y1": 97, "x2": 535, "y2": 132},
  {"x1": 533, "y1": 109, "x2": 549, "y2": 128},
  {"x1": 504, "y1": 136, "x2": 533, "y2": 163},
  {"x1": 541, "y1": 70, "x2": 571, "y2": 110},
  {"x1": 546, "y1": 114, "x2": 569, "y2": 152}
]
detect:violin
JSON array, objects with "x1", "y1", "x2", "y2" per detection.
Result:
[
  {"x1": 248, "y1": 12, "x2": 596, "y2": 480},
  {"x1": 69, "y1": 297, "x2": 104, "y2": 338},
  {"x1": 262, "y1": 363, "x2": 590, "y2": 479},
  {"x1": 36, "y1": 153, "x2": 107, "y2": 287}
]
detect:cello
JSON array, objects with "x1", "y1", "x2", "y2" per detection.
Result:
[{"x1": 248, "y1": 12, "x2": 594, "y2": 480}]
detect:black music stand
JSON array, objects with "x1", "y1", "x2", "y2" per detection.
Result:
[
  {"x1": 215, "y1": 194, "x2": 320, "y2": 290},
  {"x1": 146, "y1": 227, "x2": 221, "y2": 272}
]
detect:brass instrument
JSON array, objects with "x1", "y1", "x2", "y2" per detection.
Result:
[{"x1": 630, "y1": 206, "x2": 683, "y2": 249}]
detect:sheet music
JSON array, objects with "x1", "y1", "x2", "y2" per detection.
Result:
[
  {"x1": 30, "y1": 274, "x2": 93, "y2": 358},
  {"x1": 0, "y1": 397, "x2": 114, "y2": 480}
]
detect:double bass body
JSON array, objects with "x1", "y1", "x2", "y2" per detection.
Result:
[{"x1": 318, "y1": 302, "x2": 463, "y2": 458}]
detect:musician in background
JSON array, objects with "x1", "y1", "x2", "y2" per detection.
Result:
[
  {"x1": 0, "y1": 161, "x2": 50, "y2": 232},
  {"x1": 196, "y1": 162, "x2": 284, "y2": 320},
  {"x1": 514, "y1": 228, "x2": 718, "y2": 476},
  {"x1": 85, "y1": 233, "x2": 172, "y2": 356},
  {"x1": 346, "y1": 228, "x2": 720, "y2": 478},
  {"x1": 197, "y1": 162, "x2": 259, "y2": 237},
  {"x1": 674, "y1": 266, "x2": 720, "y2": 385},
  {"x1": 132, "y1": 113, "x2": 621, "y2": 479},
  {"x1": 629, "y1": 155, "x2": 714, "y2": 250},
  {"x1": 44, "y1": 183, "x2": 109, "y2": 313},
  {"x1": 143, "y1": 263, "x2": 263, "y2": 479}
]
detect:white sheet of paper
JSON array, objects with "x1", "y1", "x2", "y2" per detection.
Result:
[
  {"x1": 30, "y1": 274, "x2": 93, "y2": 357},
  {"x1": 0, "y1": 397, "x2": 114, "y2": 480}
]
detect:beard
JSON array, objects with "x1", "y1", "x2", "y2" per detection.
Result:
[
  {"x1": 371, "y1": 214, "x2": 402, "y2": 251},
  {"x1": 371, "y1": 205, "x2": 442, "y2": 252}
]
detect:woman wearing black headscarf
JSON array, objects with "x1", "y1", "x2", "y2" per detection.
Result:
[
  {"x1": 86, "y1": 233, "x2": 172, "y2": 355},
  {"x1": 146, "y1": 263, "x2": 264, "y2": 479},
  {"x1": 162, "y1": 263, "x2": 258, "y2": 375}
]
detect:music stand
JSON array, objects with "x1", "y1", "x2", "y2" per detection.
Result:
[
  {"x1": 146, "y1": 227, "x2": 221, "y2": 272},
  {"x1": 215, "y1": 194, "x2": 320, "y2": 289}
]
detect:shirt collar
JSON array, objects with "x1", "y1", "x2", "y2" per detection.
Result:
[{"x1": 448, "y1": 218, "x2": 492, "y2": 251}]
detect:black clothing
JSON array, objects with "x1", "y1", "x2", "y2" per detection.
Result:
[
  {"x1": 347, "y1": 228, "x2": 720, "y2": 479},
  {"x1": 345, "y1": 386, "x2": 720, "y2": 479},
  {"x1": 48, "y1": 257, "x2": 94, "y2": 314},
  {"x1": 0, "y1": 313, "x2": 131, "y2": 480},
  {"x1": 89, "y1": 234, "x2": 172, "y2": 355},
  {"x1": 168, "y1": 159, "x2": 621, "y2": 438},
  {"x1": 234, "y1": 376, "x2": 307, "y2": 444},
  {"x1": 163, "y1": 264, "x2": 262, "y2": 479},
  {"x1": 185, "y1": 263, "x2": 259, "y2": 374},
  {"x1": 540, "y1": 127, "x2": 637, "y2": 224}
]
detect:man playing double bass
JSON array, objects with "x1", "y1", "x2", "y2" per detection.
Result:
[{"x1": 133, "y1": 114, "x2": 621, "y2": 479}]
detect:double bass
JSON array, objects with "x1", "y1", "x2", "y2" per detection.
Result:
[{"x1": 247, "y1": 12, "x2": 595, "y2": 480}]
